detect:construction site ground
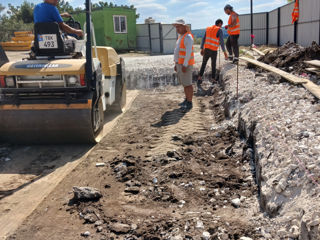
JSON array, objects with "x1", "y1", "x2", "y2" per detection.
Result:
[
  {"x1": 1, "y1": 49, "x2": 320, "y2": 240},
  {"x1": 2, "y1": 84, "x2": 268, "y2": 240}
]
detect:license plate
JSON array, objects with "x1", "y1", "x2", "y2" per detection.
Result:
[{"x1": 38, "y1": 34, "x2": 58, "y2": 49}]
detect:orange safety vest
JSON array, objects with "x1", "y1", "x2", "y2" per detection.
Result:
[
  {"x1": 228, "y1": 12, "x2": 240, "y2": 35},
  {"x1": 178, "y1": 32, "x2": 195, "y2": 66},
  {"x1": 292, "y1": 0, "x2": 299, "y2": 23},
  {"x1": 204, "y1": 25, "x2": 220, "y2": 51}
]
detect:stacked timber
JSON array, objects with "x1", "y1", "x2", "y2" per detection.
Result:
[
  {"x1": 305, "y1": 60, "x2": 320, "y2": 76},
  {"x1": 0, "y1": 31, "x2": 34, "y2": 51}
]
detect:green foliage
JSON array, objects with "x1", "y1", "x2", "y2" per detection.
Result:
[
  {"x1": 0, "y1": 0, "x2": 139, "y2": 42},
  {"x1": 57, "y1": 0, "x2": 74, "y2": 14},
  {"x1": 7, "y1": 1, "x2": 34, "y2": 23},
  {"x1": 0, "y1": 2, "x2": 33, "y2": 42},
  {"x1": 287, "y1": 0, "x2": 294, "y2": 2},
  {"x1": 91, "y1": 1, "x2": 139, "y2": 19}
]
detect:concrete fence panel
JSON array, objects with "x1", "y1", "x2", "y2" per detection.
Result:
[
  {"x1": 136, "y1": 24, "x2": 150, "y2": 51},
  {"x1": 268, "y1": 9, "x2": 278, "y2": 45},
  {"x1": 297, "y1": 0, "x2": 320, "y2": 46},
  {"x1": 240, "y1": 1, "x2": 320, "y2": 47},
  {"x1": 239, "y1": 14, "x2": 251, "y2": 45},
  {"x1": 280, "y1": 2, "x2": 295, "y2": 45}
]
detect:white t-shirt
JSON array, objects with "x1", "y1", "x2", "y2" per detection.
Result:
[{"x1": 174, "y1": 33, "x2": 194, "y2": 67}]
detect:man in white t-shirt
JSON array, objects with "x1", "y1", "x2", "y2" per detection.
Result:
[{"x1": 173, "y1": 19, "x2": 195, "y2": 112}]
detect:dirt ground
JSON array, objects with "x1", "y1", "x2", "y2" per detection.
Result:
[{"x1": 3, "y1": 85, "x2": 271, "y2": 240}]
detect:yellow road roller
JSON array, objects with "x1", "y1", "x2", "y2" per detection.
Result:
[{"x1": 0, "y1": 1, "x2": 126, "y2": 143}]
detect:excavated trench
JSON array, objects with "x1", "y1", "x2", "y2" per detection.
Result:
[
  {"x1": 219, "y1": 71, "x2": 275, "y2": 218},
  {"x1": 125, "y1": 59, "x2": 266, "y2": 215},
  {"x1": 125, "y1": 60, "x2": 267, "y2": 216}
]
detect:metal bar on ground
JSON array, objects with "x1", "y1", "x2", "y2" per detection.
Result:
[
  {"x1": 236, "y1": 61, "x2": 239, "y2": 99},
  {"x1": 219, "y1": 47, "x2": 221, "y2": 69}
]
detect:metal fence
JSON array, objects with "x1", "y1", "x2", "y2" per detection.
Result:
[
  {"x1": 136, "y1": 23, "x2": 178, "y2": 54},
  {"x1": 239, "y1": 0, "x2": 320, "y2": 47}
]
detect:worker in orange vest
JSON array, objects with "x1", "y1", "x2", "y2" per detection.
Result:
[
  {"x1": 173, "y1": 19, "x2": 195, "y2": 112},
  {"x1": 224, "y1": 4, "x2": 240, "y2": 64},
  {"x1": 198, "y1": 19, "x2": 228, "y2": 85},
  {"x1": 292, "y1": 0, "x2": 299, "y2": 23}
]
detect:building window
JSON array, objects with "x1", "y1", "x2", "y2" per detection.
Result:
[{"x1": 113, "y1": 15, "x2": 127, "y2": 33}]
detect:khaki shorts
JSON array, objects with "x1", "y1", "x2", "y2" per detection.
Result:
[{"x1": 177, "y1": 64, "x2": 193, "y2": 87}]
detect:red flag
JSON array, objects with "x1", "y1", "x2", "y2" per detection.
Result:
[{"x1": 292, "y1": 0, "x2": 299, "y2": 24}]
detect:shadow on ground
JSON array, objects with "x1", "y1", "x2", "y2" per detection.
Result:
[{"x1": 152, "y1": 108, "x2": 187, "y2": 127}]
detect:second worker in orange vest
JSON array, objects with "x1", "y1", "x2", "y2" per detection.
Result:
[
  {"x1": 198, "y1": 19, "x2": 228, "y2": 85},
  {"x1": 224, "y1": 4, "x2": 240, "y2": 64}
]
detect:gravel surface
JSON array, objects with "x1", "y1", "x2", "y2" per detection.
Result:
[
  {"x1": 124, "y1": 51, "x2": 225, "y2": 89},
  {"x1": 221, "y1": 61, "x2": 320, "y2": 239}
]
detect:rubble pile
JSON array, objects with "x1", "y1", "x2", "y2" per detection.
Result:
[
  {"x1": 258, "y1": 41, "x2": 320, "y2": 82},
  {"x1": 222, "y1": 62, "x2": 320, "y2": 239}
]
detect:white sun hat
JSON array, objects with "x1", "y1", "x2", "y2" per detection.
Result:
[{"x1": 173, "y1": 19, "x2": 186, "y2": 26}]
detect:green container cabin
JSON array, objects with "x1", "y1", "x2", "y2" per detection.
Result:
[{"x1": 74, "y1": 7, "x2": 136, "y2": 51}]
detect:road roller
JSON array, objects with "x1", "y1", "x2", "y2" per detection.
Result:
[{"x1": 0, "y1": 0, "x2": 126, "y2": 144}]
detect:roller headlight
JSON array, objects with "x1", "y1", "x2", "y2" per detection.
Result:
[
  {"x1": 66, "y1": 75, "x2": 79, "y2": 86},
  {"x1": 5, "y1": 76, "x2": 15, "y2": 87}
]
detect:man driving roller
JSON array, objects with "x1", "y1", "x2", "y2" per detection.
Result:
[{"x1": 33, "y1": 0, "x2": 83, "y2": 37}]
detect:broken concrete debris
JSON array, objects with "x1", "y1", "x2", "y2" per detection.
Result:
[
  {"x1": 72, "y1": 187, "x2": 102, "y2": 201},
  {"x1": 223, "y1": 51, "x2": 320, "y2": 239},
  {"x1": 109, "y1": 222, "x2": 131, "y2": 234},
  {"x1": 95, "y1": 162, "x2": 106, "y2": 167},
  {"x1": 231, "y1": 198, "x2": 241, "y2": 208},
  {"x1": 80, "y1": 231, "x2": 90, "y2": 237}
]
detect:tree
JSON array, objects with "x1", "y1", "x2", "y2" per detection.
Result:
[
  {"x1": 287, "y1": 0, "x2": 294, "y2": 2},
  {"x1": 57, "y1": 0, "x2": 74, "y2": 14},
  {"x1": 7, "y1": 1, "x2": 34, "y2": 23},
  {"x1": 20, "y1": 1, "x2": 34, "y2": 23},
  {"x1": 0, "y1": 2, "x2": 33, "y2": 42},
  {"x1": 0, "y1": 4, "x2": 5, "y2": 14}
]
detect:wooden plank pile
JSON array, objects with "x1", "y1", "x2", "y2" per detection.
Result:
[
  {"x1": 305, "y1": 60, "x2": 320, "y2": 76},
  {"x1": 0, "y1": 31, "x2": 34, "y2": 51},
  {"x1": 240, "y1": 56, "x2": 320, "y2": 99}
]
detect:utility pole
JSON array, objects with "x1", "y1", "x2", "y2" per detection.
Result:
[{"x1": 250, "y1": 0, "x2": 253, "y2": 46}]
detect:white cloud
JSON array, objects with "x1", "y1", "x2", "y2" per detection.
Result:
[
  {"x1": 168, "y1": 0, "x2": 203, "y2": 5},
  {"x1": 237, "y1": 0, "x2": 286, "y2": 13},
  {"x1": 135, "y1": 3, "x2": 167, "y2": 11},
  {"x1": 188, "y1": 1, "x2": 209, "y2": 8},
  {"x1": 128, "y1": 0, "x2": 167, "y2": 12}
]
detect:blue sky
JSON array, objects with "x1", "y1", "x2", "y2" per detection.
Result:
[{"x1": 1, "y1": 0, "x2": 289, "y2": 29}]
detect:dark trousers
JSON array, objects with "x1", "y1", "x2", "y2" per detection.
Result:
[
  {"x1": 226, "y1": 34, "x2": 239, "y2": 58},
  {"x1": 199, "y1": 48, "x2": 217, "y2": 79}
]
